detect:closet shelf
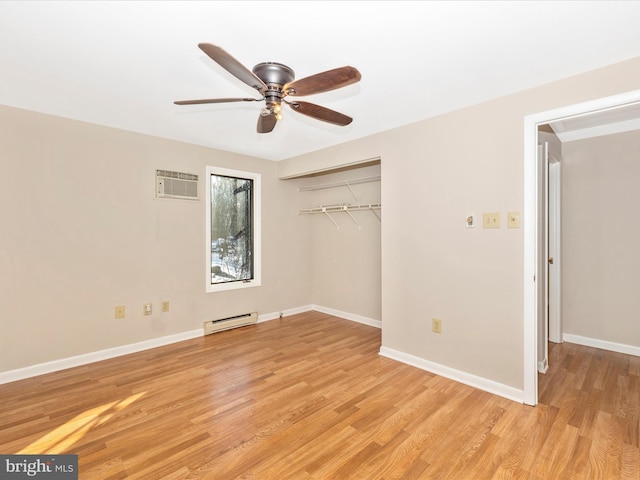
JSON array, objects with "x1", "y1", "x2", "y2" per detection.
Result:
[
  {"x1": 297, "y1": 175, "x2": 380, "y2": 192},
  {"x1": 298, "y1": 203, "x2": 381, "y2": 214},
  {"x1": 297, "y1": 175, "x2": 381, "y2": 228},
  {"x1": 298, "y1": 203, "x2": 381, "y2": 229}
]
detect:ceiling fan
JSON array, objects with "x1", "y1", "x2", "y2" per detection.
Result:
[{"x1": 174, "y1": 43, "x2": 362, "y2": 133}]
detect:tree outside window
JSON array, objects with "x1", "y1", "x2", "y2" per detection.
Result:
[{"x1": 206, "y1": 166, "x2": 261, "y2": 292}]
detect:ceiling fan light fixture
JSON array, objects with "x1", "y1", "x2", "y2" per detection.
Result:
[
  {"x1": 273, "y1": 103, "x2": 283, "y2": 120},
  {"x1": 261, "y1": 101, "x2": 284, "y2": 120}
]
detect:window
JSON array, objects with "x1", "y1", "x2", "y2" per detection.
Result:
[{"x1": 206, "y1": 166, "x2": 261, "y2": 292}]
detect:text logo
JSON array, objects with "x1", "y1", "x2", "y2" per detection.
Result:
[{"x1": 0, "y1": 455, "x2": 78, "y2": 479}]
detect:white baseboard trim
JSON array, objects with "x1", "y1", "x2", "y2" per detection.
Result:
[
  {"x1": 0, "y1": 305, "x2": 376, "y2": 385},
  {"x1": 538, "y1": 357, "x2": 549, "y2": 374},
  {"x1": 0, "y1": 329, "x2": 202, "y2": 386},
  {"x1": 564, "y1": 333, "x2": 640, "y2": 357},
  {"x1": 311, "y1": 305, "x2": 381, "y2": 329},
  {"x1": 258, "y1": 305, "x2": 313, "y2": 323},
  {"x1": 379, "y1": 346, "x2": 524, "y2": 404}
]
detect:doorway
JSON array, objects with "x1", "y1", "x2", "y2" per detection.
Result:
[{"x1": 523, "y1": 89, "x2": 640, "y2": 406}]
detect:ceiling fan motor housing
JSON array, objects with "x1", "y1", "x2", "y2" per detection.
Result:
[
  {"x1": 253, "y1": 62, "x2": 295, "y2": 106},
  {"x1": 252, "y1": 62, "x2": 295, "y2": 86}
]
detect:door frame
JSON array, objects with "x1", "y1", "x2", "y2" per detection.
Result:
[{"x1": 523, "y1": 89, "x2": 640, "y2": 406}]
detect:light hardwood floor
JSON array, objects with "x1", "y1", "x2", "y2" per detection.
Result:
[{"x1": 1, "y1": 311, "x2": 639, "y2": 479}]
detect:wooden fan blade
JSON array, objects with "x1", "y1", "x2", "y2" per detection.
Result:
[
  {"x1": 257, "y1": 113, "x2": 277, "y2": 133},
  {"x1": 198, "y1": 43, "x2": 266, "y2": 93},
  {"x1": 288, "y1": 101, "x2": 353, "y2": 126},
  {"x1": 174, "y1": 97, "x2": 260, "y2": 105},
  {"x1": 285, "y1": 66, "x2": 361, "y2": 97}
]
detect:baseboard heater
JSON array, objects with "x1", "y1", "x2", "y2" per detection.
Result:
[{"x1": 203, "y1": 312, "x2": 258, "y2": 336}]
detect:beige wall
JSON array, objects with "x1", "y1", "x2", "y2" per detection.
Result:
[
  {"x1": 4, "y1": 55, "x2": 640, "y2": 392},
  {"x1": 281, "y1": 56, "x2": 640, "y2": 391},
  {"x1": 295, "y1": 164, "x2": 381, "y2": 320},
  {"x1": 562, "y1": 130, "x2": 640, "y2": 345},
  {"x1": 0, "y1": 105, "x2": 312, "y2": 372}
]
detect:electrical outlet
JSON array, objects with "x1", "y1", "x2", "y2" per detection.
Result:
[
  {"x1": 432, "y1": 318, "x2": 442, "y2": 334},
  {"x1": 162, "y1": 301, "x2": 170, "y2": 312},
  {"x1": 115, "y1": 306, "x2": 125, "y2": 319},
  {"x1": 144, "y1": 303, "x2": 152, "y2": 316}
]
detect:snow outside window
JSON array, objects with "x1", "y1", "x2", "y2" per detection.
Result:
[{"x1": 206, "y1": 166, "x2": 261, "y2": 292}]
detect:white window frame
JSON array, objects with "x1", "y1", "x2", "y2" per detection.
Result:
[{"x1": 205, "y1": 165, "x2": 261, "y2": 293}]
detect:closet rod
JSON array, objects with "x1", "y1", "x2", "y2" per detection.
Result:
[
  {"x1": 297, "y1": 175, "x2": 380, "y2": 192},
  {"x1": 298, "y1": 204, "x2": 382, "y2": 229}
]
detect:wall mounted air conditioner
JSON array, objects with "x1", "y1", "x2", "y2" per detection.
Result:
[{"x1": 156, "y1": 169, "x2": 199, "y2": 200}]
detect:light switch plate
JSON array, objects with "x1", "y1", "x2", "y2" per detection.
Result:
[
  {"x1": 508, "y1": 211, "x2": 521, "y2": 228},
  {"x1": 483, "y1": 212, "x2": 500, "y2": 229}
]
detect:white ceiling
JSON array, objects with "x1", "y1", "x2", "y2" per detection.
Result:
[{"x1": 2, "y1": 1, "x2": 640, "y2": 161}]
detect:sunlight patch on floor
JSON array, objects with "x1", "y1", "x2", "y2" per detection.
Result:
[{"x1": 18, "y1": 392, "x2": 145, "y2": 454}]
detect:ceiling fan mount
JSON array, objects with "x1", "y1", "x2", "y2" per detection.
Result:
[
  {"x1": 252, "y1": 62, "x2": 295, "y2": 89},
  {"x1": 174, "y1": 43, "x2": 361, "y2": 134}
]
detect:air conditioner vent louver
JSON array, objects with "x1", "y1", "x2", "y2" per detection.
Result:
[
  {"x1": 156, "y1": 170, "x2": 199, "y2": 181},
  {"x1": 156, "y1": 169, "x2": 199, "y2": 200}
]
